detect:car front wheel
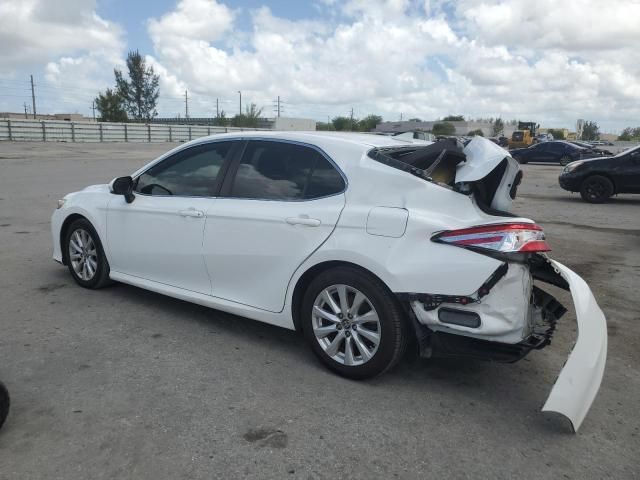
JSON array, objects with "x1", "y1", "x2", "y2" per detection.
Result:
[
  {"x1": 64, "y1": 218, "x2": 112, "y2": 289},
  {"x1": 301, "y1": 266, "x2": 407, "y2": 379},
  {"x1": 580, "y1": 175, "x2": 614, "y2": 203}
]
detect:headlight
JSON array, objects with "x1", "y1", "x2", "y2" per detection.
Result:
[
  {"x1": 56, "y1": 199, "x2": 67, "y2": 209},
  {"x1": 562, "y1": 161, "x2": 584, "y2": 174}
]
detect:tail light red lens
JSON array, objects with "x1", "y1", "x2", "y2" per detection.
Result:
[{"x1": 433, "y1": 223, "x2": 551, "y2": 253}]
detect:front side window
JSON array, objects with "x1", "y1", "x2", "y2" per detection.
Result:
[
  {"x1": 135, "y1": 142, "x2": 232, "y2": 197},
  {"x1": 230, "y1": 141, "x2": 344, "y2": 200}
]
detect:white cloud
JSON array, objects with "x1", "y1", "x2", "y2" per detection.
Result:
[
  {"x1": 1, "y1": 0, "x2": 638, "y2": 130},
  {"x1": 0, "y1": 0, "x2": 124, "y2": 115},
  {"x1": 142, "y1": 0, "x2": 640, "y2": 130}
]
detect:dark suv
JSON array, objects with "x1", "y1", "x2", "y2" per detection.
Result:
[{"x1": 559, "y1": 145, "x2": 640, "y2": 202}]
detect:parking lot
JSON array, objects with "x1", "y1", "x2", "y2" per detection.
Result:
[{"x1": 0, "y1": 141, "x2": 639, "y2": 479}]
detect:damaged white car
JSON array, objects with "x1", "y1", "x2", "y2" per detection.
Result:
[{"x1": 51, "y1": 132, "x2": 606, "y2": 431}]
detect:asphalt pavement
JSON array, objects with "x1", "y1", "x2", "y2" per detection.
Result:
[{"x1": 0, "y1": 141, "x2": 639, "y2": 479}]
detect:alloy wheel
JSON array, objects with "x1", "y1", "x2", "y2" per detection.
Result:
[
  {"x1": 68, "y1": 228, "x2": 98, "y2": 281},
  {"x1": 584, "y1": 179, "x2": 606, "y2": 201},
  {"x1": 312, "y1": 284, "x2": 381, "y2": 366}
]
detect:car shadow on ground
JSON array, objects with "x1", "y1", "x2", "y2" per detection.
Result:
[
  {"x1": 42, "y1": 267, "x2": 573, "y2": 434},
  {"x1": 520, "y1": 192, "x2": 640, "y2": 205},
  {"x1": 98, "y1": 279, "x2": 566, "y2": 427}
]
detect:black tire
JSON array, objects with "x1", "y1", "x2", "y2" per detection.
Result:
[
  {"x1": 64, "y1": 218, "x2": 112, "y2": 289},
  {"x1": 559, "y1": 155, "x2": 572, "y2": 166},
  {"x1": 580, "y1": 175, "x2": 614, "y2": 203},
  {"x1": 0, "y1": 382, "x2": 9, "y2": 430},
  {"x1": 301, "y1": 266, "x2": 407, "y2": 380}
]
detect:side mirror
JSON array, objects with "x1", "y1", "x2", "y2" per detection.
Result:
[{"x1": 110, "y1": 176, "x2": 135, "y2": 203}]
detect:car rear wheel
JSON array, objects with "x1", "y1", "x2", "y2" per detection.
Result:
[
  {"x1": 301, "y1": 266, "x2": 407, "y2": 379},
  {"x1": 580, "y1": 175, "x2": 613, "y2": 203},
  {"x1": 64, "y1": 218, "x2": 112, "y2": 289},
  {"x1": 559, "y1": 155, "x2": 572, "y2": 166}
]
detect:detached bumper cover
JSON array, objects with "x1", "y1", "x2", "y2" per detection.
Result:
[{"x1": 542, "y1": 259, "x2": 607, "y2": 432}]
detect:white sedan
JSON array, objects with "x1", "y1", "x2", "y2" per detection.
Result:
[{"x1": 51, "y1": 132, "x2": 606, "y2": 431}]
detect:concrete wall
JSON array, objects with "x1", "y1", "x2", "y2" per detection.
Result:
[{"x1": 272, "y1": 117, "x2": 316, "y2": 131}]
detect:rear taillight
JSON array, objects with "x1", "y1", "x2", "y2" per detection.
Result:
[{"x1": 432, "y1": 223, "x2": 551, "y2": 253}]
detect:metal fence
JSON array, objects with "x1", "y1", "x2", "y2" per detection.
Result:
[{"x1": 0, "y1": 119, "x2": 267, "y2": 143}]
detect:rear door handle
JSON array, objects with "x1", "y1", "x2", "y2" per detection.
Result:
[
  {"x1": 178, "y1": 208, "x2": 205, "y2": 218},
  {"x1": 286, "y1": 217, "x2": 321, "y2": 227}
]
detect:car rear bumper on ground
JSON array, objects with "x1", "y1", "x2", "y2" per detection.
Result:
[
  {"x1": 403, "y1": 256, "x2": 607, "y2": 432},
  {"x1": 541, "y1": 259, "x2": 607, "y2": 432}
]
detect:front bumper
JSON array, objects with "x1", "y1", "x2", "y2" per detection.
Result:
[
  {"x1": 51, "y1": 209, "x2": 64, "y2": 264},
  {"x1": 558, "y1": 173, "x2": 581, "y2": 192}
]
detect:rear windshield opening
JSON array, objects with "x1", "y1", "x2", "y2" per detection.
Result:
[{"x1": 368, "y1": 139, "x2": 466, "y2": 187}]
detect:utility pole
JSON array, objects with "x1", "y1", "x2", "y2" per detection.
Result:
[
  {"x1": 216, "y1": 98, "x2": 219, "y2": 117},
  {"x1": 184, "y1": 90, "x2": 189, "y2": 119},
  {"x1": 349, "y1": 107, "x2": 354, "y2": 131},
  {"x1": 23, "y1": 102, "x2": 28, "y2": 119},
  {"x1": 272, "y1": 96, "x2": 282, "y2": 117},
  {"x1": 238, "y1": 91, "x2": 242, "y2": 115},
  {"x1": 400, "y1": 112, "x2": 403, "y2": 121},
  {"x1": 91, "y1": 100, "x2": 96, "y2": 121},
  {"x1": 30, "y1": 74, "x2": 36, "y2": 119}
]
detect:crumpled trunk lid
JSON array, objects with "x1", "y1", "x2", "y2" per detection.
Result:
[{"x1": 456, "y1": 137, "x2": 522, "y2": 213}]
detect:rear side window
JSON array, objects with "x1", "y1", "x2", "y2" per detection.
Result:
[
  {"x1": 230, "y1": 141, "x2": 344, "y2": 200},
  {"x1": 135, "y1": 142, "x2": 232, "y2": 197}
]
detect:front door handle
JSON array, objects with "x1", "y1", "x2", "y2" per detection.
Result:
[
  {"x1": 178, "y1": 208, "x2": 204, "y2": 218},
  {"x1": 286, "y1": 216, "x2": 321, "y2": 227}
]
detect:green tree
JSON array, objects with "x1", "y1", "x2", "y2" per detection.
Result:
[
  {"x1": 492, "y1": 118, "x2": 504, "y2": 136},
  {"x1": 618, "y1": 127, "x2": 640, "y2": 140},
  {"x1": 431, "y1": 122, "x2": 456, "y2": 136},
  {"x1": 94, "y1": 88, "x2": 127, "y2": 122},
  {"x1": 408, "y1": 117, "x2": 422, "y2": 122},
  {"x1": 467, "y1": 129, "x2": 484, "y2": 136},
  {"x1": 442, "y1": 115, "x2": 464, "y2": 122},
  {"x1": 581, "y1": 120, "x2": 600, "y2": 141},
  {"x1": 213, "y1": 110, "x2": 227, "y2": 127},
  {"x1": 332, "y1": 116, "x2": 352, "y2": 131},
  {"x1": 232, "y1": 103, "x2": 263, "y2": 127},
  {"x1": 547, "y1": 128, "x2": 566, "y2": 140},
  {"x1": 357, "y1": 114, "x2": 383, "y2": 132},
  {"x1": 115, "y1": 50, "x2": 160, "y2": 121}
]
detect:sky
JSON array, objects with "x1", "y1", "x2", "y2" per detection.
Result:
[{"x1": 1, "y1": 0, "x2": 639, "y2": 132}]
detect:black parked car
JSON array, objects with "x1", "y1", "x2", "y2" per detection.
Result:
[
  {"x1": 569, "y1": 140, "x2": 613, "y2": 156},
  {"x1": 510, "y1": 140, "x2": 603, "y2": 166},
  {"x1": 559, "y1": 145, "x2": 640, "y2": 202}
]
